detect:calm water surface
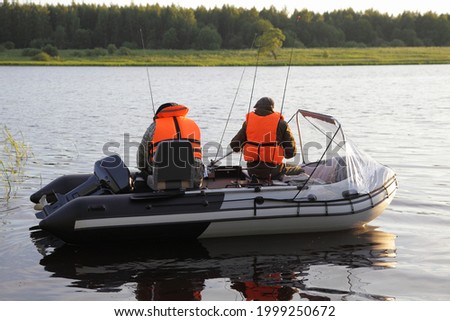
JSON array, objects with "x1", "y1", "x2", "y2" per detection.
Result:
[{"x1": 0, "y1": 65, "x2": 449, "y2": 300}]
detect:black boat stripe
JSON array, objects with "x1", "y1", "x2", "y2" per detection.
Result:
[
  {"x1": 74, "y1": 175, "x2": 396, "y2": 223},
  {"x1": 73, "y1": 182, "x2": 397, "y2": 230}
]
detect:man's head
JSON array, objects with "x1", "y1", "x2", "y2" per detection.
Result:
[
  {"x1": 154, "y1": 102, "x2": 189, "y2": 120},
  {"x1": 155, "y1": 102, "x2": 179, "y2": 115},
  {"x1": 254, "y1": 97, "x2": 275, "y2": 111}
]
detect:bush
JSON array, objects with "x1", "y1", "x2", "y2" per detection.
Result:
[
  {"x1": 293, "y1": 40, "x2": 305, "y2": 48},
  {"x1": 117, "y1": 46, "x2": 132, "y2": 56},
  {"x1": 2, "y1": 41, "x2": 15, "y2": 50},
  {"x1": 22, "y1": 48, "x2": 42, "y2": 56},
  {"x1": 372, "y1": 38, "x2": 389, "y2": 47},
  {"x1": 412, "y1": 38, "x2": 424, "y2": 46},
  {"x1": 322, "y1": 50, "x2": 330, "y2": 58},
  {"x1": 0, "y1": 45, "x2": 5, "y2": 52},
  {"x1": 107, "y1": 43, "x2": 117, "y2": 54},
  {"x1": 85, "y1": 47, "x2": 107, "y2": 56},
  {"x1": 42, "y1": 44, "x2": 59, "y2": 57},
  {"x1": 70, "y1": 50, "x2": 83, "y2": 57},
  {"x1": 32, "y1": 52, "x2": 52, "y2": 61},
  {"x1": 389, "y1": 39, "x2": 406, "y2": 47}
]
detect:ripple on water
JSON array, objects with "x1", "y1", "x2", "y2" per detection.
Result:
[{"x1": 1, "y1": 65, "x2": 450, "y2": 300}]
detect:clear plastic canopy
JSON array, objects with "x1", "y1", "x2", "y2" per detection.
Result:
[{"x1": 285, "y1": 109, "x2": 395, "y2": 200}]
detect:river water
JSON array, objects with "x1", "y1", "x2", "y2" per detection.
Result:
[{"x1": 0, "y1": 65, "x2": 449, "y2": 301}]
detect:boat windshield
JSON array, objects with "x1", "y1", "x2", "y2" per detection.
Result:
[{"x1": 288, "y1": 109, "x2": 395, "y2": 196}]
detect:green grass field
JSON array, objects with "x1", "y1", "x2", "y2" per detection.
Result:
[{"x1": 0, "y1": 47, "x2": 449, "y2": 66}]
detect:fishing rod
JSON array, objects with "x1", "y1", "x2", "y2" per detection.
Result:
[
  {"x1": 278, "y1": 16, "x2": 305, "y2": 166},
  {"x1": 210, "y1": 150, "x2": 233, "y2": 167},
  {"x1": 274, "y1": 32, "x2": 297, "y2": 168},
  {"x1": 213, "y1": 34, "x2": 258, "y2": 163},
  {"x1": 213, "y1": 59, "x2": 248, "y2": 162},
  {"x1": 248, "y1": 34, "x2": 261, "y2": 114},
  {"x1": 139, "y1": 28, "x2": 156, "y2": 116},
  {"x1": 279, "y1": 48, "x2": 294, "y2": 116},
  {"x1": 237, "y1": 34, "x2": 261, "y2": 169},
  {"x1": 280, "y1": 16, "x2": 301, "y2": 116}
]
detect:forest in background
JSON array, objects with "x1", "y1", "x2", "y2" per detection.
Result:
[{"x1": 1, "y1": 1, "x2": 450, "y2": 52}]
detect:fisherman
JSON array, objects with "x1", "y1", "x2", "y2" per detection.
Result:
[
  {"x1": 230, "y1": 97, "x2": 303, "y2": 181},
  {"x1": 137, "y1": 102, "x2": 204, "y2": 188}
]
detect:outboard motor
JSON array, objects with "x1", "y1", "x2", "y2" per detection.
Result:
[
  {"x1": 94, "y1": 154, "x2": 130, "y2": 194},
  {"x1": 36, "y1": 155, "x2": 130, "y2": 219}
]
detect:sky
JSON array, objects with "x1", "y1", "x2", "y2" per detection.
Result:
[{"x1": 18, "y1": 0, "x2": 450, "y2": 15}]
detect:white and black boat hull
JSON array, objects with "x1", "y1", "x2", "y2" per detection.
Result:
[{"x1": 32, "y1": 173, "x2": 397, "y2": 244}]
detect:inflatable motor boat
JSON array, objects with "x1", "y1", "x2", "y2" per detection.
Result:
[{"x1": 30, "y1": 110, "x2": 397, "y2": 244}]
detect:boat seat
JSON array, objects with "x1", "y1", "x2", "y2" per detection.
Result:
[{"x1": 149, "y1": 140, "x2": 195, "y2": 190}]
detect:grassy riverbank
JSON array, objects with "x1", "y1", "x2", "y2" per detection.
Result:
[{"x1": 1, "y1": 47, "x2": 449, "y2": 66}]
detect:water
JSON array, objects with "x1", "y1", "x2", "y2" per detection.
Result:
[{"x1": 0, "y1": 65, "x2": 449, "y2": 301}]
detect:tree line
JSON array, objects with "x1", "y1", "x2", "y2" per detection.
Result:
[{"x1": 1, "y1": 1, "x2": 450, "y2": 51}]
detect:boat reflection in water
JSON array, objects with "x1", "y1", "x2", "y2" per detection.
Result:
[{"x1": 30, "y1": 226, "x2": 396, "y2": 301}]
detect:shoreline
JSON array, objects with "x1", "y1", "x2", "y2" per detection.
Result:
[{"x1": 1, "y1": 47, "x2": 449, "y2": 66}]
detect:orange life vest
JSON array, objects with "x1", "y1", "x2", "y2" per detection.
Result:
[
  {"x1": 149, "y1": 105, "x2": 202, "y2": 161},
  {"x1": 243, "y1": 112, "x2": 284, "y2": 165}
]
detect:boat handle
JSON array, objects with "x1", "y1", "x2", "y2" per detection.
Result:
[{"x1": 88, "y1": 205, "x2": 106, "y2": 212}]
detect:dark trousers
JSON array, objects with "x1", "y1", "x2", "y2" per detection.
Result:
[{"x1": 247, "y1": 162, "x2": 303, "y2": 181}]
